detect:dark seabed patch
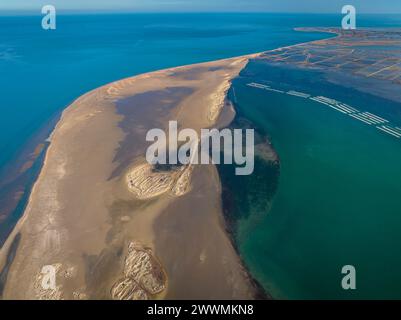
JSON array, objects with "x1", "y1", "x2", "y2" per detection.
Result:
[
  {"x1": 227, "y1": 58, "x2": 401, "y2": 299},
  {"x1": 217, "y1": 110, "x2": 280, "y2": 257},
  {"x1": 214, "y1": 105, "x2": 279, "y2": 299}
]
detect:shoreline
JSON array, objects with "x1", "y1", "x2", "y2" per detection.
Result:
[
  {"x1": 217, "y1": 101, "x2": 281, "y2": 300},
  {"x1": 0, "y1": 26, "x2": 336, "y2": 254},
  {"x1": 0, "y1": 29, "x2": 338, "y2": 299},
  {"x1": 0, "y1": 54, "x2": 260, "y2": 299},
  {"x1": 0, "y1": 56, "x2": 237, "y2": 258},
  {"x1": 0, "y1": 110, "x2": 61, "y2": 247}
]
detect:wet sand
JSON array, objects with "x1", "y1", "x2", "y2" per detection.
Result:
[
  {"x1": 0, "y1": 54, "x2": 260, "y2": 299},
  {"x1": 0, "y1": 113, "x2": 59, "y2": 246}
]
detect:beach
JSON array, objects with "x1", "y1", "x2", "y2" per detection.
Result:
[
  {"x1": 0, "y1": 54, "x2": 261, "y2": 299},
  {"x1": 2, "y1": 22, "x2": 401, "y2": 299}
]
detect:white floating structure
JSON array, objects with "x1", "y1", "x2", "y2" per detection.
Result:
[
  {"x1": 246, "y1": 82, "x2": 270, "y2": 89},
  {"x1": 337, "y1": 103, "x2": 357, "y2": 113},
  {"x1": 377, "y1": 125, "x2": 401, "y2": 138},
  {"x1": 313, "y1": 96, "x2": 358, "y2": 114},
  {"x1": 349, "y1": 113, "x2": 375, "y2": 125},
  {"x1": 360, "y1": 112, "x2": 389, "y2": 124},
  {"x1": 245, "y1": 82, "x2": 400, "y2": 140},
  {"x1": 315, "y1": 96, "x2": 338, "y2": 105},
  {"x1": 264, "y1": 87, "x2": 284, "y2": 93},
  {"x1": 247, "y1": 82, "x2": 284, "y2": 93},
  {"x1": 333, "y1": 104, "x2": 356, "y2": 114},
  {"x1": 287, "y1": 90, "x2": 311, "y2": 98},
  {"x1": 310, "y1": 97, "x2": 348, "y2": 114}
]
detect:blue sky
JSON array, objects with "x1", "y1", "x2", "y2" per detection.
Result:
[{"x1": 1, "y1": 0, "x2": 401, "y2": 13}]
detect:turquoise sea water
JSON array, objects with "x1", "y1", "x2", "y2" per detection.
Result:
[
  {"x1": 231, "y1": 61, "x2": 401, "y2": 299},
  {"x1": 1, "y1": 13, "x2": 401, "y2": 298}
]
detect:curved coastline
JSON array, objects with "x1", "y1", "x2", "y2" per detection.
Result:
[
  {"x1": 0, "y1": 54, "x2": 261, "y2": 299},
  {"x1": 0, "y1": 28, "x2": 338, "y2": 299}
]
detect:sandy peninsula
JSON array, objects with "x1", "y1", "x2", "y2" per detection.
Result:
[{"x1": 0, "y1": 53, "x2": 262, "y2": 299}]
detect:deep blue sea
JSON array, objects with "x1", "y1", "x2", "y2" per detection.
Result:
[{"x1": 0, "y1": 12, "x2": 401, "y2": 295}]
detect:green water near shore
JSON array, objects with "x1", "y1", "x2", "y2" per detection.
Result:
[{"x1": 229, "y1": 62, "x2": 401, "y2": 299}]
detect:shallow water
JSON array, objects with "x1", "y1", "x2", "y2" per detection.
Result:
[{"x1": 231, "y1": 62, "x2": 401, "y2": 299}]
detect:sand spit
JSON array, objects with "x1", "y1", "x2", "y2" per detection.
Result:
[{"x1": 0, "y1": 53, "x2": 260, "y2": 299}]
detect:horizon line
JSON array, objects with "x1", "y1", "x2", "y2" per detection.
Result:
[{"x1": 1, "y1": 10, "x2": 401, "y2": 16}]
